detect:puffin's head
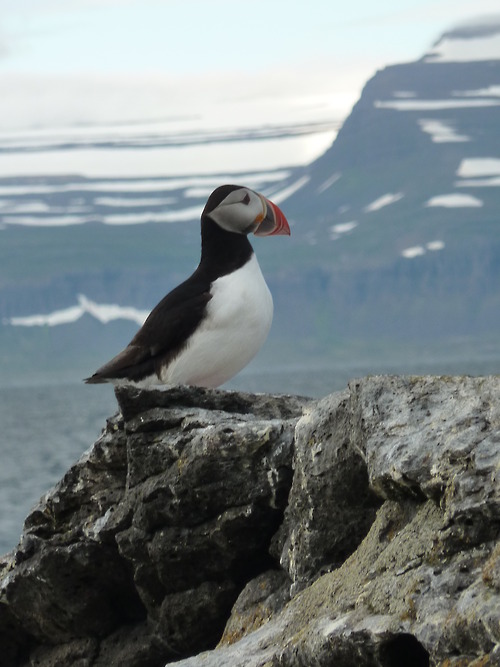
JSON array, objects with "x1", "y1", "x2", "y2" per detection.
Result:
[{"x1": 202, "y1": 184, "x2": 290, "y2": 237}]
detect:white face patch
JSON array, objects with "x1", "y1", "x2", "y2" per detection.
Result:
[{"x1": 208, "y1": 188, "x2": 265, "y2": 234}]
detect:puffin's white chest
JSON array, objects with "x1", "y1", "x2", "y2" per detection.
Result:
[{"x1": 162, "y1": 253, "x2": 273, "y2": 387}]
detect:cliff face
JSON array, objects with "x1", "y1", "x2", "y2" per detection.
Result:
[{"x1": 0, "y1": 376, "x2": 499, "y2": 667}]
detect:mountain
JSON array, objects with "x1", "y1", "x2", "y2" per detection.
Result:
[
  {"x1": 1, "y1": 19, "x2": 499, "y2": 387},
  {"x1": 279, "y1": 19, "x2": 500, "y2": 357}
]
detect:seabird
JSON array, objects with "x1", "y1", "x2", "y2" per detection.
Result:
[{"x1": 84, "y1": 184, "x2": 290, "y2": 388}]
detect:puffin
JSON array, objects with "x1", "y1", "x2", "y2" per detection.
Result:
[{"x1": 84, "y1": 184, "x2": 290, "y2": 388}]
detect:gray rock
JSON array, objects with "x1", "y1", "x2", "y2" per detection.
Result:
[
  {"x1": 0, "y1": 377, "x2": 498, "y2": 667},
  {"x1": 277, "y1": 388, "x2": 381, "y2": 594},
  {"x1": 218, "y1": 569, "x2": 290, "y2": 646},
  {"x1": 0, "y1": 385, "x2": 308, "y2": 667},
  {"x1": 350, "y1": 375, "x2": 500, "y2": 548}
]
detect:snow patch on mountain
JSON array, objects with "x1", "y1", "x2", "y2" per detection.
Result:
[
  {"x1": 101, "y1": 207, "x2": 201, "y2": 225},
  {"x1": 0, "y1": 172, "x2": 291, "y2": 197},
  {"x1": 453, "y1": 85, "x2": 500, "y2": 97},
  {"x1": 427, "y1": 240, "x2": 445, "y2": 251},
  {"x1": 94, "y1": 196, "x2": 176, "y2": 208},
  {"x1": 393, "y1": 91, "x2": 417, "y2": 98},
  {"x1": 418, "y1": 119, "x2": 470, "y2": 143},
  {"x1": 331, "y1": 222, "x2": 358, "y2": 234},
  {"x1": 402, "y1": 240, "x2": 445, "y2": 259},
  {"x1": 457, "y1": 158, "x2": 500, "y2": 177},
  {"x1": 456, "y1": 177, "x2": 500, "y2": 187},
  {"x1": 316, "y1": 173, "x2": 341, "y2": 194},
  {"x1": 0, "y1": 170, "x2": 300, "y2": 227},
  {"x1": 4, "y1": 295, "x2": 148, "y2": 327},
  {"x1": 267, "y1": 175, "x2": 310, "y2": 205},
  {"x1": 402, "y1": 246, "x2": 426, "y2": 259},
  {"x1": 375, "y1": 99, "x2": 500, "y2": 111},
  {"x1": 2, "y1": 215, "x2": 94, "y2": 227},
  {"x1": 329, "y1": 221, "x2": 358, "y2": 239},
  {"x1": 424, "y1": 33, "x2": 500, "y2": 63},
  {"x1": 364, "y1": 193, "x2": 404, "y2": 212},
  {"x1": 425, "y1": 193, "x2": 483, "y2": 208},
  {"x1": 0, "y1": 133, "x2": 333, "y2": 179}
]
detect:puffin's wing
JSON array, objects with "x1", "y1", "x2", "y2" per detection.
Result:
[
  {"x1": 84, "y1": 343, "x2": 153, "y2": 384},
  {"x1": 84, "y1": 280, "x2": 212, "y2": 384}
]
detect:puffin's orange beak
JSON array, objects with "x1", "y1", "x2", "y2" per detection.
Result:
[{"x1": 254, "y1": 195, "x2": 291, "y2": 237}]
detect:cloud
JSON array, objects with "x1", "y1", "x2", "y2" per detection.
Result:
[
  {"x1": 0, "y1": 0, "x2": 145, "y2": 13},
  {"x1": 446, "y1": 13, "x2": 500, "y2": 36},
  {"x1": 0, "y1": 28, "x2": 10, "y2": 59}
]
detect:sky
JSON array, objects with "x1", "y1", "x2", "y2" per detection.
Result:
[{"x1": 0, "y1": 0, "x2": 499, "y2": 132}]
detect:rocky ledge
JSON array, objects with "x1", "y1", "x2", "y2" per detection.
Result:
[{"x1": 0, "y1": 375, "x2": 499, "y2": 667}]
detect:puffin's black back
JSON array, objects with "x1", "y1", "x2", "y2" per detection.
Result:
[{"x1": 85, "y1": 191, "x2": 255, "y2": 384}]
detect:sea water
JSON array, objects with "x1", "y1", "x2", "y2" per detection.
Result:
[{"x1": 0, "y1": 383, "x2": 117, "y2": 554}]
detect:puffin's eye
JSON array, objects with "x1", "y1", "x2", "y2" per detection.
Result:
[{"x1": 242, "y1": 193, "x2": 250, "y2": 205}]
